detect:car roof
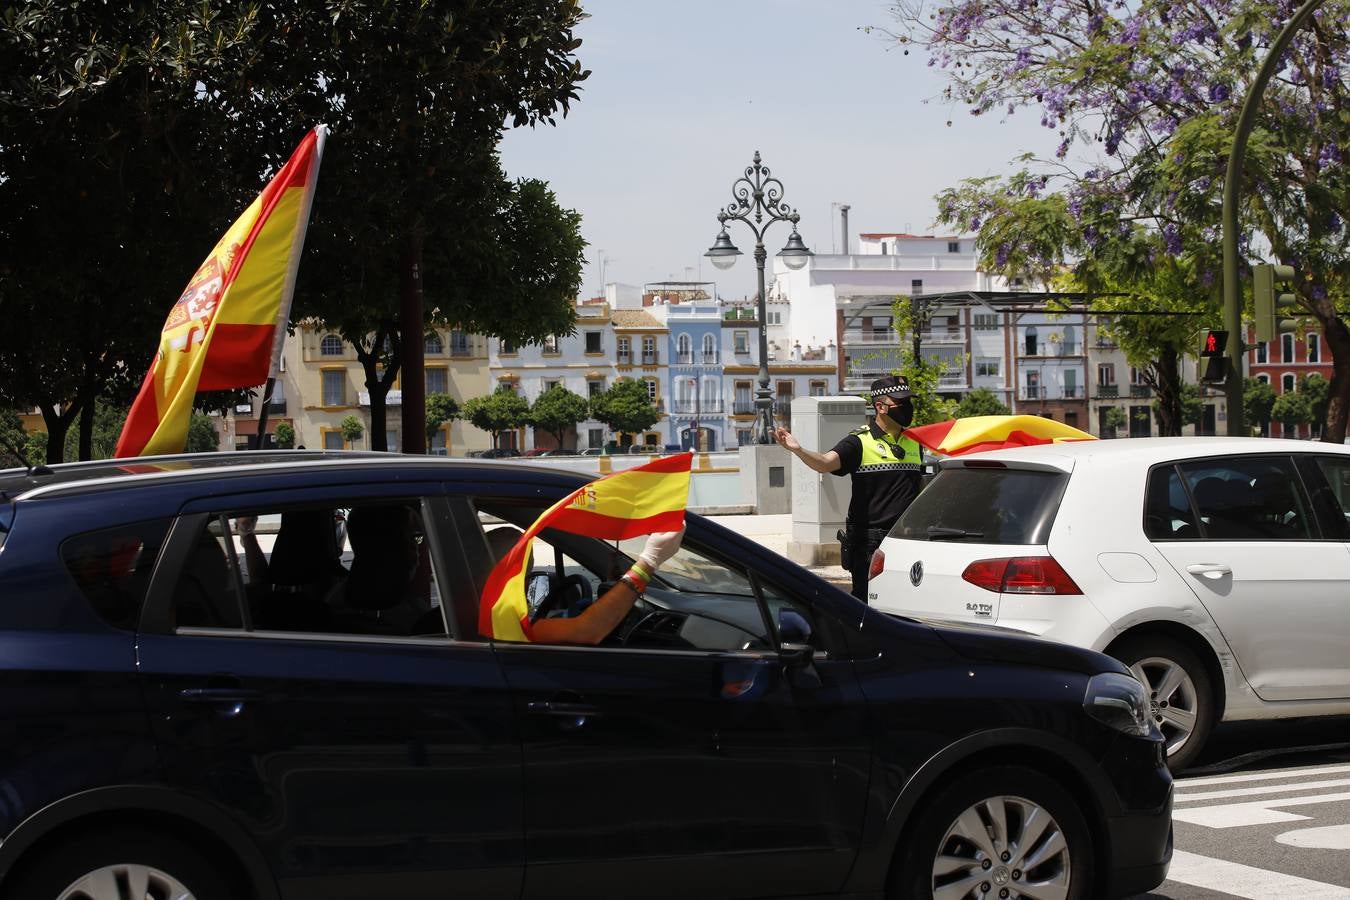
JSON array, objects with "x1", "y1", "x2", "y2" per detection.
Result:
[
  {"x1": 944, "y1": 436, "x2": 1349, "y2": 472},
  {"x1": 0, "y1": 450, "x2": 589, "y2": 504}
]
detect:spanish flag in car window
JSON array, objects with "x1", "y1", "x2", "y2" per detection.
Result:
[
  {"x1": 480, "y1": 452, "x2": 692, "y2": 642},
  {"x1": 115, "y1": 126, "x2": 327, "y2": 458}
]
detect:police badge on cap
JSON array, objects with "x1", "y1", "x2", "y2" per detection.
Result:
[{"x1": 869, "y1": 375, "x2": 911, "y2": 401}]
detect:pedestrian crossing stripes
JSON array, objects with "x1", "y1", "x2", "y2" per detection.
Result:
[{"x1": 1174, "y1": 763, "x2": 1350, "y2": 828}]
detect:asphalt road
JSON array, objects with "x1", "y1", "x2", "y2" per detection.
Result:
[{"x1": 1126, "y1": 716, "x2": 1350, "y2": 899}]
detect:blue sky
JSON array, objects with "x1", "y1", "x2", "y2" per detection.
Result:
[{"x1": 499, "y1": 0, "x2": 1061, "y2": 299}]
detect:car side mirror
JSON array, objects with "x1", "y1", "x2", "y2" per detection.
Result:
[{"x1": 778, "y1": 608, "x2": 816, "y2": 670}]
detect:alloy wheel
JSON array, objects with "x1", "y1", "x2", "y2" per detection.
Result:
[
  {"x1": 1129, "y1": 654, "x2": 1200, "y2": 759},
  {"x1": 930, "y1": 793, "x2": 1073, "y2": 900},
  {"x1": 56, "y1": 864, "x2": 194, "y2": 900}
]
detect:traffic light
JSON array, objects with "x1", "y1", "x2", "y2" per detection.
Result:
[
  {"x1": 1253, "y1": 263, "x2": 1300, "y2": 344},
  {"x1": 1199, "y1": 329, "x2": 1228, "y2": 383}
]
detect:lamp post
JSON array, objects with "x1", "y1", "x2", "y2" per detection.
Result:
[{"x1": 705, "y1": 151, "x2": 813, "y2": 444}]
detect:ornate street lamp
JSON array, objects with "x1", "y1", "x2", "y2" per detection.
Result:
[{"x1": 705, "y1": 150, "x2": 812, "y2": 444}]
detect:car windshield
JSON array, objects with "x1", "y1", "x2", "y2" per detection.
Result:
[{"x1": 890, "y1": 466, "x2": 1069, "y2": 545}]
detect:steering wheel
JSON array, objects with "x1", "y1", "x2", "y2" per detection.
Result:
[{"x1": 532, "y1": 573, "x2": 594, "y2": 620}]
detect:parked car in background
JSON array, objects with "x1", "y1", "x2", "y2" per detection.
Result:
[
  {"x1": 521, "y1": 448, "x2": 556, "y2": 458},
  {"x1": 0, "y1": 452, "x2": 1171, "y2": 899},
  {"x1": 627, "y1": 444, "x2": 661, "y2": 454},
  {"x1": 478, "y1": 447, "x2": 521, "y2": 459},
  {"x1": 870, "y1": 436, "x2": 1350, "y2": 771}
]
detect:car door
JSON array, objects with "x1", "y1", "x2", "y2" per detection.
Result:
[
  {"x1": 458, "y1": 494, "x2": 869, "y2": 900},
  {"x1": 1150, "y1": 455, "x2": 1350, "y2": 701},
  {"x1": 137, "y1": 486, "x2": 523, "y2": 900}
]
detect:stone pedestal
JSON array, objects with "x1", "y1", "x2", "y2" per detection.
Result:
[
  {"x1": 738, "y1": 443, "x2": 791, "y2": 514},
  {"x1": 785, "y1": 395, "x2": 865, "y2": 566}
]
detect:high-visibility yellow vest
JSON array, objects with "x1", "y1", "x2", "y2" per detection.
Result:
[{"x1": 851, "y1": 426, "x2": 922, "y2": 473}]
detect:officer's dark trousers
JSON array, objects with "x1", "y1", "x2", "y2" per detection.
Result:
[{"x1": 846, "y1": 525, "x2": 891, "y2": 603}]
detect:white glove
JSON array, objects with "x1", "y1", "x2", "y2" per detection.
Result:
[{"x1": 637, "y1": 526, "x2": 685, "y2": 572}]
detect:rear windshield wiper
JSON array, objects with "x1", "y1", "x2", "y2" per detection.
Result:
[{"x1": 927, "y1": 526, "x2": 984, "y2": 541}]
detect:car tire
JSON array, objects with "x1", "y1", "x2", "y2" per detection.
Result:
[
  {"x1": 7, "y1": 828, "x2": 234, "y2": 900},
  {"x1": 1112, "y1": 634, "x2": 1215, "y2": 773},
  {"x1": 891, "y1": 764, "x2": 1094, "y2": 900}
]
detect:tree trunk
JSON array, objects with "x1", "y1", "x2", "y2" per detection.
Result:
[
  {"x1": 1148, "y1": 354, "x2": 1183, "y2": 437},
  {"x1": 400, "y1": 227, "x2": 426, "y2": 455},
  {"x1": 355, "y1": 331, "x2": 393, "y2": 452},
  {"x1": 37, "y1": 399, "x2": 79, "y2": 464},
  {"x1": 1320, "y1": 314, "x2": 1350, "y2": 444},
  {"x1": 78, "y1": 400, "x2": 94, "y2": 461}
]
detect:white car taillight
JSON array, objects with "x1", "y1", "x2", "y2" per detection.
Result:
[{"x1": 960, "y1": 556, "x2": 1083, "y2": 595}]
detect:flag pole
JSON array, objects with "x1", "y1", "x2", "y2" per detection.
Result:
[{"x1": 251, "y1": 378, "x2": 276, "y2": 450}]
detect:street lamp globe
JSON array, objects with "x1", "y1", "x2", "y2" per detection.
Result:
[
  {"x1": 705, "y1": 228, "x2": 741, "y2": 271},
  {"x1": 777, "y1": 229, "x2": 813, "y2": 271}
]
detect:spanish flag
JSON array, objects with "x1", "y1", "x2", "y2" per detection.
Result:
[
  {"x1": 906, "y1": 415, "x2": 1096, "y2": 457},
  {"x1": 115, "y1": 126, "x2": 327, "y2": 458},
  {"x1": 480, "y1": 452, "x2": 693, "y2": 642}
]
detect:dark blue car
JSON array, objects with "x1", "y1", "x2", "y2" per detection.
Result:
[{"x1": 0, "y1": 453, "x2": 1171, "y2": 900}]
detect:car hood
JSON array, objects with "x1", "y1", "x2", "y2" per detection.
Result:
[{"x1": 906, "y1": 615, "x2": 1129, "y2": 677}]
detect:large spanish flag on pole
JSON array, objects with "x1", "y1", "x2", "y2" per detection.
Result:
[
  {"x1": 480, "y1": 452, "x2": 693, "y2": 642},
  {"x1": 115, "y1": 126, "x2": 327, "y2": 458}
]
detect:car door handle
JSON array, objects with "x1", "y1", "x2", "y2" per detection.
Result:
[
  {"x1": 1186, "y1": 564, "x2": 1232, "y2": 580},
  {"x1": 526, "y1": 700, "x2": 601, "y2": 718}
]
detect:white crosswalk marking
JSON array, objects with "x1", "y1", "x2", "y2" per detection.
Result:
[
  {"x1": 1171, "y1": 789, "x2": 1350, "y2": 827},
  {"x1": 1166, "y1": 850, "x2": 1350, "y2": 898},
  {"x1": 1175, "y1": 776, "x2": 1350, "y2": 803}
]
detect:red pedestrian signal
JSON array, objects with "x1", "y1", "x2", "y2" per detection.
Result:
[
  {"x1": 1199, "y1": 330, "x2": 1229, "y2": 383},
  {"x1": 1201, "y1": 330, "x2": 1228, "y2": 357}
]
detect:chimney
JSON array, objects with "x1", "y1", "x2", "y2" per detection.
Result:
[{"x1": 840, "y1": 204, "x2": 851, "y2": 255}]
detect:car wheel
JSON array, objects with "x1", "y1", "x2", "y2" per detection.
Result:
[
  {"x1": 892, "y1": 765, "x2": 1093, "y2": 900},
  {"x1": 8, "y1": 829, "x2": 233, "y2": 900},
  {"x1": 1113, "y1": 635, "x2": 1214, "y2": 772}
]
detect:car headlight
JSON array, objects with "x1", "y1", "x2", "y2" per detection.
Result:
[{"x1": 1083, "y1": 672, "x2": 1156, "y2": 738}]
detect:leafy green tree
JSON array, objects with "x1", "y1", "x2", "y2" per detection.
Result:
[
  {"x1": 340, "y1": 415, "x2": 365, "y2": 449},
  {"x1": 425, "y1": 393, "x2": 461, "y2": 446},
  {"x1": 889, "y1": 299, "x2": 959, "y2": 426},
  {"x1": 530, "y1": 385, "x2": 589, "y2": 451},
  {"x1": 273, "y1": 422, "x2": 296, "y2": 450},
  {"x1": 590, "y1": 379, "x2": 659, "y2": 440},
  {"x1": 1272, "y1": 391, "x2": 1314, "y2": 432},
  {"x1": 1301, "y1": 374, "x2": 1331, "y2": 436},
  {"x1": 887, "y1": 0, "x2": 1350, "y2": 440},
  {"x1": 1102, "y1": 407, "x2": 1128, "y2": 438},
  {"x1": 185, "y1": 414, "x2": 219, "y2": 454},
  {"x1": 1, "y1": 409, "x2": 31, "y2": 468},
  {"x1": 463, "y1": 387, "x2": 530, "y2": 449},
  {"x1": 1157, "y1": 383, "x2": 1206, "y2": 433},
  {"x1": 1244, "y1": 377, "x2": 1277, "y2": 437},
  {"x1": 955, "y1": 387, "x2": 1011, "y2": 418}
]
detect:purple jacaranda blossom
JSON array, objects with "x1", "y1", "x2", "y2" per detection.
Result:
[
  {"x1": 1209, "y1": 83, "x2": 1230, "y2": 103},
  {"x1": 996, "y1": 245, "x2": 1010, "y2": 266},
  {"x1": 1162, "y1": 223, "x2": 1183, "y2": 255}
]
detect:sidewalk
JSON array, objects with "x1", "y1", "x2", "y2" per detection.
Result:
[{"x1": 702, "y1": 513, "x2": 851, "y2": 588}]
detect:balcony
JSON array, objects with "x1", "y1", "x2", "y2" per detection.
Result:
[
  {"x1": 772, "y1": 400, "x2": 793, "y2": 419},
  {"x1": 1130, "y1": 384, "x2": 1151, "y2": 398},
  {"x1": 723, "y1": 308, "x2": 759, "y2": 323},
  {"x1": 733, "y1": 401, "x2": 757, "y2": 415},
  {"x1": 842, "y1": 329, "x2": 900, "y2": 345},
  {"x1": 920, "y1": 331, "x2": 966, "y2": 345},
  {"x1": 1022, "y1": 386, "x2": 1042, "y2": 400},
  {"x1": 1062, "y1": 386, "x2": 1083, "y2": 399},
  {"x1": 617, "y1": 351, "x2": 660, "y2": 365},
  {"x1": 1096, "y1": 384, "x2": 1119, "y2": 398}
]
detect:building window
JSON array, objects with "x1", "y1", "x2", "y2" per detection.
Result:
[
  {"x1": 323, "y1": 430, "x2": 344, "y2": 450},
  {"x1": 642, "y1": 336, "x2": 656, "y2": 363},
  {"x1": 677, "y1": 333, "x2": 692, "y2": 364},
  {"x1": 734, "y1": 331, "x2": 749, "y2": 354},
  {"x1": 1255, "y1": 341, "x2": 1268, "y2": 364},
  {"x1": 588, "y1": 428, "x2": 604, "y2": 449},
  {"x1": 1308, "y1": 334, "x2": 1320, "y2": 363},
  {"x1": 702, "y1": 334, "x2": 717, "y2": 362},
  {"x1": 644, "y1": 379, "x2": 658, "y2": 403},
  {"x1": 1098, "y1": 363, "x2": 1115, "y2": 386},
  {"x1": 1024, "y1": 370, "x2": 1040, "y2": 399},
  {"x1": 1257, "y1": 373, "x2": 1270, "y2": 384},
  {"x1": 585, "y1": 332, "x2": 602, "y2": 354},
  {"x1": 543, "y1": 380, "x2": 560, "y2": 393},
  {"x1": 810, "y1": 380, "x2": 827, "y2": 396},
  {"x1": 322, "y1": 370, "x2": 346, "y2": 407},
  {"x1": 1281, "y1": 333, "x2": 1295, "y2": 362},
  {"x1": 736, "y1": 428, "x2": 753, "y2": 446},
  {"x1": 973, "y1": 313, "x2": 998, "y2": 331},
  {"x1": 385, "y1": 430, "x2": 399, "y2": 453},
  {"x1": 542, "y1": 334, "x2": 559, "y2": 354},
  {"x1": 500, "y1": 337, "x2": 517, "y2": 355},
  {"x1": 911, "y1": 278, "x2": 923, "y2": 296},
  {"x1": 948, "y1": 240, "x2": 961, "y2": 253},
  {"x1": 450, "y1": 330, "x2": 471, "y2": 357},
  {"x1": 766, "y1": 311, "x2": 782, "y2": 326},
  {"x1": 1282, "y1": 373, "x2": 1296, "y2": 393},
  {"x1": 320, "y1": 334, "x2": 344, "y2": 356},
  {"x1": 1025, "y1": 326, "x2": 1038, "y2": 356},
  {"x1": 424, "y1": 332, "x2": 443, "y2": 355},
  {"x1": 425, "y1": 367, "x2": 448, "y2": 395},
  {"x1": 587, "y1": 379, "x2": 605, "y2": 398},
  {"x1": 881, "y1": 242, "x2": 888, "y2": 255},
  {"x1": 975, "y1": 358, "x2": 999, "y2": 377}
]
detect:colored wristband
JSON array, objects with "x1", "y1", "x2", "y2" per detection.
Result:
[
  {"x1": 622, "y1": 567, "x2": 649, "y2": 594},
  {"x1": 630, "y1": 560, "x2": 654, "y2": 583}
]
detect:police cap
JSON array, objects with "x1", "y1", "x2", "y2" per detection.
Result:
[{"x1": 869, "y1": 375, "x2": 911, "y2": 401}]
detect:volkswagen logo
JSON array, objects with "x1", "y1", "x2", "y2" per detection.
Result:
[{"x1": 909, "y1": 560, "x2": 923, "y2": 587}]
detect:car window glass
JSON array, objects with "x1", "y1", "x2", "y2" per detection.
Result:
[
  {"x1": 1180, "y1": 457, "x2": 1312, "y2": 540},
  {"x1": 171, "y1": 499, "x2": 447, "y2": 638},
  {"x1": 0, "y1": 499, "x2": 12, "y2": 549},
  {"x1": 1144, "y1": 465, "x2": 1197, "y2": 540},
  {"x1": 474, "y1": 500, "x2": 812, "y2": 652},
  {"x1": 62, "y1": 519, "x2": 171, "y2": 629},
  {"x1": 1310, "y1": 456, "x2": 1350, "y2": 538},
  {"x1": 890, "y1": 467, "x2": 1068, "y2": 544}
]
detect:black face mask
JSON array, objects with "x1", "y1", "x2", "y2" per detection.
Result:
[{"x1": 884, "y1": 400, "x2": 914, "y2": 428}]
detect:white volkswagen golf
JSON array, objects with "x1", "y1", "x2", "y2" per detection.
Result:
[{"x1": 870, "y1": 436, "x2": 1350, "y2": 770}]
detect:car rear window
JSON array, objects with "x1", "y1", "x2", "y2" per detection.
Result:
[
  {"x1": 61, "y1": 519, "x2": 170, "y2": 629},
  {"x1": 889, "y1": 466, "x2": 1069, "y2": 545},
  {"x1": 0, "y1": 500, "x2": 12, "y2": 549}
]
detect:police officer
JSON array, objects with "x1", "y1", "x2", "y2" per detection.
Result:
[{"x1": 774, "y1": 375, "x2": 922, "y2": 602}]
